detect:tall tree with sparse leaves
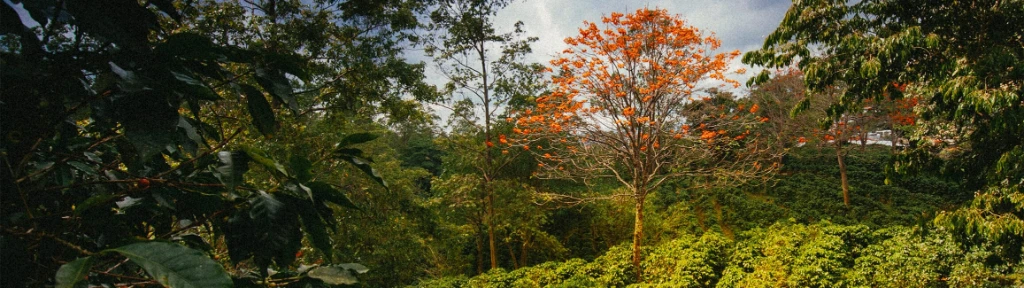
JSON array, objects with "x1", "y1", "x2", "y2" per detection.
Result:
[{"x1": 423, "y1": 0, "x2": 543, "y2": 272}]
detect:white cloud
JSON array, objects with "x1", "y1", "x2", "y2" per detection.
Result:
[
  {"x1": 493, "y1": 0, "x2": 791, "y2": 87},
  {"x1": 421, "y1": 0, "x2": 793, "y2": 124}
]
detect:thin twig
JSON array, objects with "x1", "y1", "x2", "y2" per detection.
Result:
[
  {"x1": 93, "y1": 270, "x2": 155, "y2": 282},
  {"x1": 15, "y1": 135, "x2": 120, "y2": 184},
  {"x1": 4, "y1": 154, "x2": 35, "y2": 219},
  {"x1": 104, "y1": 258, "x2": 132, "y2": 274},
  {"x1": 39, "y1": 179, "x2": 138, "y2": 192},
  {"x1": 2, "y1": 227, "x2": 94, "y2": 256},
  {"x1": 158, "y1": 210, "x2": 225, "y2": 239}
]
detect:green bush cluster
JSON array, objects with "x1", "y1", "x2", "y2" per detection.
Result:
[
  {"x1": 767, "y1": 146, "x2": 957, "y2": 227},
  {"x1": 414, "y1": 245, "x2": 635, "y2": 287},
  {"x1": 416, "y1": 221, "x2": 1020, "y2": 287},
  {"x1": 411, "y1": 145, "x2": 1005, "y2": 287},
  {"x1": 642, "y1": 146, "x2": 960, "y2": 246}
]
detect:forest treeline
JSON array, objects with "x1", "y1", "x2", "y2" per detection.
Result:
[{"x1": 0, "y1": 0, "x2": 1020, "y2": 287}]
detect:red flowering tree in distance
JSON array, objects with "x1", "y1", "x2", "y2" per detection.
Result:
[{"x1": 511, "y1": 8, "x2": 780, "y2": 280}]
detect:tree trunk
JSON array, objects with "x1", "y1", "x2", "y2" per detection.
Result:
[
  {"x1": 478, "y1": 29, "x2": 499, "y2": 272},
  {"x1": 520, "y1": 234, "x2": 529, "y2": 268},
  {"x1": 508, "y1": 241, "x2": 519, "y2": 269},
  {"x1": 837, "y1": 145, "x2": 850, "y2": 207},
  {"x1": 631, "y1": 198, "x2": 645, "y2": 282},
  {"x1": 476, "y1": 227, "x2": 484, "y2": 274},
  {"x1": 890, "y1": 122, "x2": 898, "y2": 154},
  {"x1": 487, "y1": 189, "x2": 497, "y2": 269}
]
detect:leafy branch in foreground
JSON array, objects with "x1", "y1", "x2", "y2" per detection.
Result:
[{"x1": 1, "y1": 1, "x2": 398, "y2": 286}]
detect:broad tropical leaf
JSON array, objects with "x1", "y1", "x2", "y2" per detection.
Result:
[
  {"x1": 289, "y1": 154, "x2": 313, "y2": 182},
  {"x1": 225, "y1": 192, "x2": 302, "y2": 273},
  {"x1": 307, "y1": 181, "x2": 359, "y2": 210},
  {"x1": 55, "y1": 257, "x2": 94, "y2": 288},
  {"x1": 107, "y1": 242, "x2": 232, "y2": 288},
  {"x1": 335, "y1": 147, "x2": 387, "y2": 189},
  {"x1": 306, "y1": 263, "x2": 370, "y2": 285},
  {"x1": 279, "y1": 193, "x2": 335, "y2": 261},
  {"x1": 336, "y1": 133, "x2": 379, "y2": 147},
  {"x1": 215, "y1": 151, "x2": 249, "y2": 190},
  {"x1": 242, "y1": 146, "x2": 290, "y2": 177},
  {"x1": 240, "y1": 84, "x2": 279, "y2": 136},
  {"x1": 254, "y1": 68, "x2": 298, "y2": 114}
]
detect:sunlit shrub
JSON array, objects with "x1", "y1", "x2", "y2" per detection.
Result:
[
  {"x1": 413, "y1": 275, "x2": 469, "y2": 287},
  {"x1": 640, "y1": 232, "x2": 731, "y2": 287},
  {"x1": 717, "y1": 221, "x2": 869, "y2": 287}
]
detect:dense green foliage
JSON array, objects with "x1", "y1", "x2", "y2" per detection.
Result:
[
  {"x1": 721, "y1": 222, "x2": 1017, "y2": 287},
  {"x1": 744, "y1": 0, "x2": 1023, "y2": 191},
  {"x1": 743, "y1": 0, "x2": 1024, "y2": 279},
  {"x1": 1, "y1": 0, "x2": 434, "y2": 286},
  {"x1": 416, "y1": 145, "x2": 1021, "y2": 287},
  {"x1": 2, "y1": 0, "x2": 1022, "y2": 287},
  {"x1": 418, "y1": 223, "x2": 1019, "y2": 287}
]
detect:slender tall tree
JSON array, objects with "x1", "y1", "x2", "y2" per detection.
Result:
[{"x1": 424, "y1": 0, "x2": 541, "y2": 271}]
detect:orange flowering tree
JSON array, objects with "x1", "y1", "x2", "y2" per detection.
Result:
[
  {"x1": 879, "y1": 88, "x2": 920, "y2": 148},
  {"x1": 511, "y1": 8, "x2": 780, "y2": 279},
  {"x1": 748, "y1": 68, "x2": 834, "y2": 148}
]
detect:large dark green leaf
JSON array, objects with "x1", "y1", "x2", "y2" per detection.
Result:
[
  {"x1": 215, "y1": 151, "x2": 249, "y2": 190},
  {"x1": 335, "y1": 150, "x2": 387, "y2": 189},
  {"x1": 177, "y1": 117, "x2": 205, "y2": 152},
  {"x1": 240, "y1": 84, "x2": 279, "y2": 137},
  {"x1": 283, "y1": 180, "x2": 314, "y2": 202},
  {"x1": 108, "y1": 242, "x2": 231, "y2": 288},
  {"x1": 67, "y1": 161, "x2": 98, "y2": 176},
  {"x1": 55, "y1": 257, "x2": 94, "y2": 288},
  {"x1": 334, "y1": 133, "x2": 387, "y2": 188},
  {"x1": 66, "y1": 0, "x2": 157, "y2": 52},
  {"x1": 225, "y1": 192, "x2": 302, "y2": 273},
  {"x1": 278, "y1": 194, "x2": 334, "y2": 261},
  {"x1": 249, "y1": 191, "x2": 286, "y2": 222},
  {"x1": 337, "y1": 133, "x2": 380, "y2": 147},
  {"x1": 172, "y1": 234, "x2": 213, "y2": 252},
  {"x1": 307, "y1": 181, "x2": 359, "y2": 210},
  {"x1": 148, "y1": 0, "x2": 181, "y2": 22},
  {"x1": 253, "y1": 192, "x2": 302, "y2": 271},
  {"x1": 74, "y1": 194, "x2": 121, "y2": 216},
  {"x1": 254, "y1": 68, "x2": 298, "y2": 114},
  {"x1": 156, "y1": 33, "x2": 221, "y2": 61},
  {"x1": 114, "y1": 89, "x2": 180, "y2": 161},
  {"x1": 289, "y1": 154, "x2": 313, "y2": 183},
  {"x1": 306, "y1": 263, "x2": 369, "y2": 285},
  {"x1": 263, "y1": 52, "x2": 311, "y2": 81},
  {"x1": 169, "y1": 70, "x2": 220, "y2": 101},
  {"x1": 242, "y1": 146, "x2": 289, "y2": 177}
]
